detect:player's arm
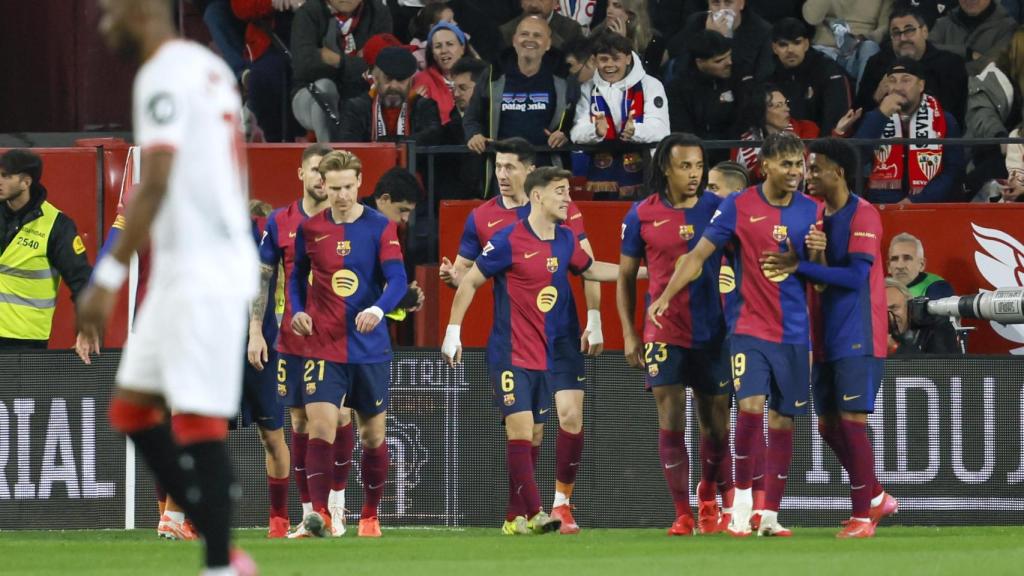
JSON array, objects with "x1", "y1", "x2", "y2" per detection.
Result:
[
  {"x1": 580, "y1": 261, "x2": 619, "y2": 282},
  {"x1": 647, "y1": 237, "x2": 717, "y2": 328},
  {"x1": 441, "y1": 265, "x2": 489, "y2": 366},
  {"x1": 439, "y1": 254, "x2": 476, "y2": 288},
  {"x1": 616, "y1": 253, "x2": 643, "y2": 368},
  {"x1": 289, "y1": 228, "x2": 314, "y2": 336},
  {"x1": 578, "y1": 237, "x2": 603, "y2": 355},
  {"x1": 248, "y1": 217, "x2": 283, "y2": 369},
  {"x1": 440, "y1": 212, "x2": 484, "y2": 288}
]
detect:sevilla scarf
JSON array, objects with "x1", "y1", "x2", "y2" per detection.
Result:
[
  {"x1": 370, "y1": 88, "x2": 412, "y2": 141},
  {"x1": 590, "y1": 80, "x2": 645, "y2": 141},
  {"x1": 868, "y1": 94, "x2": 947, "y2": 194},
  {"x1": 334, "y1": 4, "x2": 363, "y2": 56}
]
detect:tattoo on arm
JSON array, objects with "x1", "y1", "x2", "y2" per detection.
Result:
[{"x1": 250, "y1": 264, "x2": 275, "y2": 323}]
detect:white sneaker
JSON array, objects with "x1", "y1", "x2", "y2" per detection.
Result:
[
  {"x1": 756, "y1": 510, "x2": 793, "y2": 537},
  {"x1": 287, "y1": 523, "x2": 310, "y2": 539},
  {"x1": 328, "y1": 490, "x2": 347, "y2": 537},
  {"x1": 727, "y1": 488, "x2": 753, "y2": 537}
]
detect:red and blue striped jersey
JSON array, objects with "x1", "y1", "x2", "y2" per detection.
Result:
[
  {"x1": 458, "y1": 196, "x2": 587, "y2": 260},
  {"x1": 621, "y1": 192, "x2": 724, "y2": 348},
  {"x1": 259, "y1": 201, "x2": 310, "y2": 356},
  {"x1": 703, "y1": 185, "x2": 821, "y2": 345},
  {"x1": 289, "y1": 208, "x2": 407, "y2": 364},
  {"x1": 475, "y1": 220, "x2": 593, "y2": 370}
]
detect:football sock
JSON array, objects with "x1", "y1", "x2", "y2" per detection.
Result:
[
  {"x1": 840, "y1": 420, "x2": 876, "y2": 519},
  {"x1": 734, "y1": 411, "x2": 762, "y2": 490},
  {"x1": 698, "y1": 436, "x2": 719, "y2": 501},
  {"x1": 155, "y1": 482, "x2": 167, "y2": 515},
  {"x1": 305, "y1": 438, "x2": 332, "y2": 512},
  {"x1": 333, "y1": 424, "x2": 355, "y2": 491},
  {"x1": 752, "y1": 422, "x2": 767, "y2": 496},
  {"x1": 508, "y1": 440, "x2": 541, "y2": 518},
  {"x1": 531, "y1": 445, "x2": 540, "y2": 470},
  {"x1": 818, "y1": 420, "x2": 851, "y2": 471},
  {"x1": 360, "y1": 443, "x2": 389, "y2": 519},
  {"x1": 555, "y1": 427, "x2": 583, "y2": 504},
  {"x1": 764, "y1": 428, "x2": 794, "y2": 513},
  {"x1": 179, "y1": 440, "x2": 235, "y2": 569},
  {"x1": 292, "y1": 432, "x2": 310, "y2": 505},
  {"x1": 268, "y1": 476, "x2": 289, "y2": 519},
  {"x1": 658, "y1": 429, "x2": 691, "y2": 518},
  {"x1": 716, "y1": 439, "x2": 735, "y2": 504},
  {"x1": 507, "y1": 472, "x2": 526, "y2": 521}
]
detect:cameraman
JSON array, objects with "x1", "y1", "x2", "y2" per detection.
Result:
[{"x1": 885, "y1": 278, "x2": 960, "y2": 355}]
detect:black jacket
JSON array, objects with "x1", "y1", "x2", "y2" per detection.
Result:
[
  {"x1": 769, "y1": 47, "x2": 852, "y2": 134},
  {"x1": 668, "y1": 9, "x2": 774, "y2": 83},
  {"x1": 336, "y1": 93, "x2": 444, "y2": 145},
  {"x1": 0, "y1": 184, "x2": 92, "y2": 302},
  {"x1": 892, "y1": 321, "x2": 962, "y2": 355},
  {"x1": 855, "y1": 42, "x2": 969, "y2": 127},
  {"x1": 667, "y1": 65, "x2": 739, "y2": 141}
]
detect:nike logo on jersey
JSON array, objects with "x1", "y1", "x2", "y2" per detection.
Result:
[
  {"x1": 664, "y1": 461, "x2": 684, "y2": 469},
  {"x1": 749, "y1": 215, "x2": 768, "y2": 223},
  {"x1": 794, "y1": 400, "x2": 808, "y2": 407},
  {"x1": 487, "y1": 219, "x2": 505, "y2": 228},
  {"x1": 843, "y1": 394, "x2": 862, "y2": 401},
  {"x1": 314, "y1": 234, "x2": 329, "y2": 242},
  {"x1": 375, "y1": 399, "x2": 384, "y2": 407},
  {"x1": 653, "y1": 219, "x2": 671, "y2": 227},
  {"x1": 289, "y1": 232, "x2": 297, "y2": 238},
  {"x1": 524, "y1": 251, "x2": 540, "y2": 259}
]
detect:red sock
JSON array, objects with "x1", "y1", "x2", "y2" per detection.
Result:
[
  {"x1": 268, "y1": 476, "x2": 289, "y2": 519},
  {"x1": 531, "y1": 445, "x2": 540, "y2": 470},
  {"x1": 555, "y1": 427, "x2": 584, "y2": 487},
  {"x1": 840, "y1": 420, "x2": 876, "y2": 518},
  {"x1": 305, "y1": 438, "x2": 332, "y2": 512},
  {"x1": 508, "y1": 440, "x2": 541, "y2": 518},
  {"x1": 332, "y1": 424, "x2": 355, "y2": 491},
  {"x1": 818, "y1": 420, "x2": 850, "y2": 471},
  {"x1": 155, "y1": 482, "x2": 167, "y2": 506},
  {"x1": 717, "y1": 440, "x2": 735, "y2": 503},
  {"x1": 734, "y1": 411, "x2": 763, "y2": 490},
  {"x1": 292, "y1": 432, "x2": 310, "y2": 505},
  {"x1": 752, "y1": 422, "x2": 767, "y2": 494},
  {"x1": 764, "y1": 428, "x2": 794, "y2": 512},
  {"x1": 360, "y1": 443, "x2": 389, "y2": 519},
  {"x1": 698, "y1": 436, "x2": 719, "y2": 502},
  {"x1": 507, "y1": 472, "x2": 526, "y2": 521},
  {"x1": 658, "y1": 429, "x2": 691, "y2": 518}
]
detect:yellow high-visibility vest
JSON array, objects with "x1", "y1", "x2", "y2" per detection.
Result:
[{"x1": 0, "y1": 201, "x2": 61, "y2": 340}]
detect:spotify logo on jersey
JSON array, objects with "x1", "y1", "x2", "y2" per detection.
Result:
[
  {"x1": 536, "y1": 286, "x2": 558, "y2": 312},
  {"x1": 332, "y1": 269, "x2": 359, "y2": 297}
]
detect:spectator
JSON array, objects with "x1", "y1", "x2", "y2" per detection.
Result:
[
  {"x1": 732, "y1": 84, "x2": 821, "y2": 181},
  {"x1": 887, "y1": 232, "x2": 956, "y2": 298},
  {"x1": 856, "y1": 58, "x2": 965, "y2": 203},
  {"x1": 500, "y1": 0, "x2": 585, "y2": 50},
  {"x1": 930, "y1": 0, "x2": 1017, "y2": 75},
  {"x1": 290, "y1": 0, "x2": 394, "y2": 142},
  {"x1": 431, "y1": 57, "x2": 487, "y2": 199},
  {"x1": 802, "y1": 0, "x2": 892, "y2": 87},
  {"x1": 666, "y1": 30, "x2": 739, "y2": 157},
  {"x1": 463, "y1": 16, "x2": 576, "y2": 155},
  {"x1": 885, "y1": 277, "x2": 961, "y2": 354},
  {"x1": 768, "y1": 18, "x2": 854, "y2": 134},
  {"x1": 194, "y1": 0, "x2": 249, "y2": 80},
  {"x1": 0, "y1": 150, "x2": 93, "y2": 350},
  {"x1": 448, "y1": 57, "x2": 489, "y2": 142},
  {"x1": 999, "y1": 139, "x2": 1024, "y2": 201},
  {"x1": 408, "y1": 2, "x2": 456, "y2": 69},
  {"x1": 413, "y1": 21, "x2": 470, "y2": 124},
  {"x1": 569, "y1": 31, "x2": 670, "y2": 198},
  {"x1": 855, "y1": 5, "x2": 969, "y2": 126},
  {"x1": 337, "y1": 46, "x2": 444, "y2": 143},
  {"x1": 558, "y1": 0, "x2": 604, "y2": 32},
  {"x1": 590, "y1": 0, "x2": 667, "y2": 77},
  {"x1": 707, "y1": 160, "x2": 750, "y2": 197},
  {"x1": 667, "y1": 0, "x2": 774, "y2": 85},
  {"x1": 563, "y1": 35, "x2": 597, "y2": 85},
  {"x1": 747, "y1": 0, "x2": 806, "y2": 23},
  {"x1": 652, "y1": 0, "x2": 703, "y2": 41},
  {"x1": 431, "y1": 1, "x2": 506, "y2": 63},
  {"x1": 901, "y1": 0, "x2": 952, "y2": 27}
]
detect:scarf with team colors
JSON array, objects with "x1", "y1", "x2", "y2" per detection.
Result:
[
  {"x1": 869, "y1": 93, "x2": 946, "y2": 194},
  {"x1": 591, "y1": 79, "x2": 645, "y2": 141},
  {"x1": 370, "y1": 86, "x2": 411, "y2": 140}
]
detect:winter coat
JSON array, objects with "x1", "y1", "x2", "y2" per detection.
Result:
[{"x1": 569, "y1": 52, "x2": 670, "y2": 145}]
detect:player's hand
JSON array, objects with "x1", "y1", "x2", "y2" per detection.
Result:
[
  {"x1": 623, "y1": 330, "x2": 644, "y2": 368},
  {"x1": 760, "y1": 238, "x2": 799, "y2": 275},
  {"x1": 74, "y1": 331, "x2": 100, "y2": 365},
  {"x1": 292, "y1": 312, "x2": 314, "y2": 336},
  {"x1": 441, "y1": 325, "x2": 463, "y2": 366},
  {"x1": 355, "y1": 306, "x2": 384, "y2": 333},
  {"x1": 581, "y1": 309, "x2": 604, "y2": 356},
  {"x1": 620, "y1": 110, "x2": 637, "y2": 141},
  {"x1": 248, "y1": 328, "x2": 269, "y2": 370},
  {"x1": 545, "y1": 129, "x2": 568, "y2": 148},
  {"x1": 468, "y1": 134, "x2": 491, "y2": 154},
  {"x1": 406, "y1": 281, "x2": 426, "y2": 312},
  {"x1": 647, "y1": 296, "x2": 669, "y2": 330},
  {"x1": 76, "y1": 284, "x2": 117, "y2": 349},
  {"x1": 439, "y1": 256, "x2": 460, "y2": 288},
  {"x1": 594, "y1": 112, "x2": 610, "y2": 138},
  {"x1": 805, "y1": 223, "x2": 827, "y2": 253}
]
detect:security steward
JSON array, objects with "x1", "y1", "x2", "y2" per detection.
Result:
[{"x1": 0, "y1": 149, "x2": 92, "y2": 349}]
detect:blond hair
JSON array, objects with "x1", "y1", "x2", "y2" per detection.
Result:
[{"x1": 317, "y1": 150, "x2": 363, "y2": 177}]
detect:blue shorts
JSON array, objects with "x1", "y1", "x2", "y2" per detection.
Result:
[
  {"x1": 812, "y1": 356, "x2": 884, "y2": 415},
  {"x1": 275, "y1": 352, "x2": 307, "y2": 408},
  {"x1": 302, "y1": 359, "x2": 390, "y2": 416},
  {"x1": 551, "y1": 336, "x2": 587, "y2": 392},
  {"x1": 729, "y1": 335, "x2": 811, "y2": 416},
  {"x1": 644, "y1": 341, "x2": 732, "y2": 397},
  {"x1": 491, "y1": 366, "x2": 552, "y2": 423},
  {"x1": 239, "y1": 348, "x2": 284, "y2": 430}
]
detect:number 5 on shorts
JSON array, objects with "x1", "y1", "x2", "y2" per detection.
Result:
[{"x1": 501, "y1": 370, "x2": 515, "y2": 392}]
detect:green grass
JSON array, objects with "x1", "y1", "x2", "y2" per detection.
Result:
[{"x1": 2, "y1": 526, "x2": 1022, "y2": 575}]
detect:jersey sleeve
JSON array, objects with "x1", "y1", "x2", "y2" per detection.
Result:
[
  {"x1": 847, "y1": 204, "x2": 882, "y2": 263},
  {"x1": 475, "y1": 231, "x2": 513, "y2": 279},
  {"x1": 569, "y1": 231, "x2": 594, "y2": 276},
  {"x1": 259, "y1": 212, "x2": 283, "y2": 266},
  {"x1": 457, "y1": 210, "x2": 482, "y2": 260},
  {"x1": 565, "y1": 202, "x2": 588, "y2": 240},
  {"x1": 702, "y1": 194, "x2": 738, "y2": 248},
  {"x1": 133, "y1": 64, "x2": 190, "y2": 151},
  {"x1": 378, "y1": 220, "x2": 405, "y2": 264},
  {"x1": 289, "y1": 225, "x2": 311, "y2": 314},
  {"x1": 620, "y1": 202, "x2": 645, "y2": 259}
]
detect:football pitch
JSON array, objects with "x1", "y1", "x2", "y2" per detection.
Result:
[{"x1": 2, "y1": 526, "x2": 1023, "y2": 576}]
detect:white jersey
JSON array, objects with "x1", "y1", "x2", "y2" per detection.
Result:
[{"x1": 132, "y1": 40, "x2": 258, "y2": 299}]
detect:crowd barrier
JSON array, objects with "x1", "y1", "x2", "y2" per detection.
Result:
[{"x1": 1, "y1": 350, "x2": 1021, "y2": 530}]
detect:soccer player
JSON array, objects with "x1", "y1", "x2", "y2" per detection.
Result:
[
  {"x1": 617, "y1": 133, "x2": 733, "y2": 536},
  {"x1": 81, "y1": 0, "x2": 259, "y2": 573},
  {"x1": 439, "y1": 137, "x2": 602, "y2": 534},
  {"x1": 289, "y1": 150, "x2": 408, "y2": 539},
  {"x1": 760, "y1": 139, "x2": 898, "y2": 538},
  {"x1": 442, "y1": 167, "x2": 619, "y2": 535},
  {"x1": 649, "y1": 132, "x2": 821, "y2": 537}
]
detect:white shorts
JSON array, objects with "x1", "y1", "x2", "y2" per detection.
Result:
[{"x1": 117, "y1": 288, "x2": 248, "y2": 418}]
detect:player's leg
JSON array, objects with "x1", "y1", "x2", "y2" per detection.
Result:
[
  {"x1": 653, "y1": 384, "x2": 695, "y2": 536},
  {"x1": 245, "y1": 352, "x2": 291, "y2": 538},
  {"x1": 727, "y1": 337, "x2": 772, "y2": 536},
  {"x1": 158, "y1": 493, "x2": 198, "y2": 541},
  {"x1": 257, "y1": 424, "x2": 290, "y2": 537},
  {"x1": 690, "y1": 345, "x2": 733, "y2": 534},
  {"x1": 351, "y1": 362, "x2": 391, "y2": 538},
  {"x1": 277, "y1": 352, "x2": 314, "y2": 535},
  {"x1": 301, "y1": 400, "x2": 339, "y2": 536},
  {"x1": 329, "y1": 407, "x2": 356, "y2": 536},
  {"x1": 552, "y1": 385, "x2": 584, "y2": 534}
]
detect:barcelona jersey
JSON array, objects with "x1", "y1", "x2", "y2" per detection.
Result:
[{"x1": 259, "y1": 201, "x2": 311, "y2": 356}]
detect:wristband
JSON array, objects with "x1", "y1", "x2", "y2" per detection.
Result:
[
  {"x1": 364, "y1": 306, "x2": 384, "y2": 320},
  {"x1": 92, "y1": 256, "x2": 128, "y2": 291},
  {"x1": 586, "y1": 309, "x2": 602, "y2": 330}
]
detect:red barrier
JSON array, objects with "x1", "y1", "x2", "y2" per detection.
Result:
[{"x1": 438, "y1": 200, "x2": 1024, "y2": 354}]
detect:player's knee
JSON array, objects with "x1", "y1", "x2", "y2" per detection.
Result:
[
  {"x1": 557, "y1": 407, "x2": 582, "y2": 433},
  {"x1": 108, "y1": 398, "x2": 165, "y2": 434},
  {"x1": 259, "y1": 427, "x2": 288, "y2": 457},
  {"x1": 360, "y1": 429, "x2": 386, "y2": 449},
  {"x1": 337, "y1": 408, "x2": 352, "y2": 427},
  {"x1": 171, "y1": 414, "x2": 228, "y2": 445}
]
